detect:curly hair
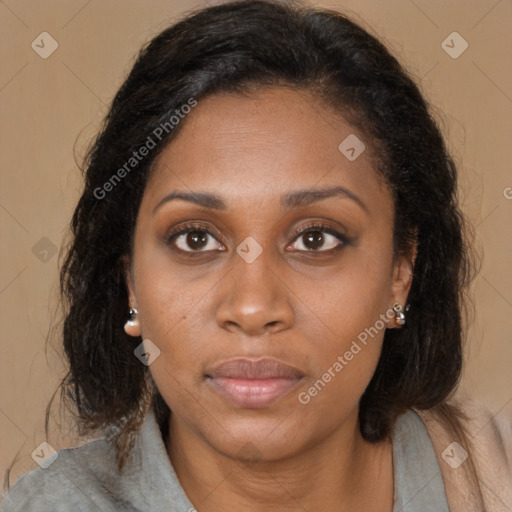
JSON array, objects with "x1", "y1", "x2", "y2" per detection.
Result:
[{"x1": 43, "y1": 0, "x2": 477, "y2": 485}]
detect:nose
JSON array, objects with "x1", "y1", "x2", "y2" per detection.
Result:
[{"x1": 215, "y1": 245, "x2": 295, "y2": 337}]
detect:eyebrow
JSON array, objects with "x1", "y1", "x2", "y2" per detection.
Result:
[{"x1": 152, "y1": 185, "x2": 367, "y2": 215}]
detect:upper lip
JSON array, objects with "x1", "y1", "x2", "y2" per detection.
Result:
[{"x1": 206, "y1": 357, "x2": 304, "y2": 379}]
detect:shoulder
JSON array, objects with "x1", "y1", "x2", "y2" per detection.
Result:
[
  {"x1": 0, "y1": 436, "x2": 135, "y2": 512},
  {"x1": 416, "y1": 397, "x2": 512, "y2": 512}
]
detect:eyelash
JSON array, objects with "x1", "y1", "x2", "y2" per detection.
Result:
[{"x1": 166, "y1": 221, "x2": 349, "y2": 255}]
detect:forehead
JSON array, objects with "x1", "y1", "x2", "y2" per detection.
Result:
[{"x1": 143, "y1": 87, "x2": 390, "y2": 214}]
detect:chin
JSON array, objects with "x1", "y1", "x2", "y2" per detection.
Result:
[{"x1": 197, "y1": 412, "x2": 315, "y2": 464}]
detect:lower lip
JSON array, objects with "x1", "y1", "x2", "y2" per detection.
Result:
[{"x1": 207, "y1": 377, "x2": 302, "y2": 408}]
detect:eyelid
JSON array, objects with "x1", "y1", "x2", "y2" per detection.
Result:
[{"x1": 291, "y1": 221, "x2": 347, "y2": 241}]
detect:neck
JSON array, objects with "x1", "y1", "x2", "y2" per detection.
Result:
[{"x1": 166, "y1": 410, "x2": 394, "y2": 512}]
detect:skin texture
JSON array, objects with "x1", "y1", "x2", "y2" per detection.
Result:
[{"x1": 124, "y1": 87, "x2": 416, "y2": 511}]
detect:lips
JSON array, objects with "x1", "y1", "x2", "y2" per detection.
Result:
[{"x1": 205, "y1": 358, "x2": 304, "y2": 408}]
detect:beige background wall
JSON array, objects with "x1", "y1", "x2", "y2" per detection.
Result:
[{"x1": 1, "y1": 0, "x2": 511, "y2": 487}]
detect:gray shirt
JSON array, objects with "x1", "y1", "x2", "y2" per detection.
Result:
[{"x1": 0, "y1": 408, "x2": 449, "y2": 511}]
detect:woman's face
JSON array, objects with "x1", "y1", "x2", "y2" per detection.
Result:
[{"x1": 124, "y1": 86, "x2": 414, "y2": 461}]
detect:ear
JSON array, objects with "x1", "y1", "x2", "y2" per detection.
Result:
[
  {"x1": 387, "y1": 242, "x2": 417, "y2": 327},
  {"x1": 120, "y1": 255, "x2": 141, "y2": 337}
]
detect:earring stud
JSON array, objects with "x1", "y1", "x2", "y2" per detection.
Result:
[{"x1": 392, "y1": 302, "x2": 406, "y2": 326}]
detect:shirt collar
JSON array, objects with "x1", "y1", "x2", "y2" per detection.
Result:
[{"x1": 117, "y1": 406, "x2": 196, "y2": 511}]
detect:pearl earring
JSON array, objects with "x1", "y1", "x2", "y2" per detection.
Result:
[{"x1": 124, "y1": 307, "x2": 140, "y2": 335}]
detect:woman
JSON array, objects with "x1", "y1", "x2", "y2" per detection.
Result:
[{"x1": 2, "y1": 0, "x2": 510, "y2": 511}]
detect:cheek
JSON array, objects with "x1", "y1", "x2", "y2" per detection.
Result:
[
  {"x1": 293, "y1": 252, "x2": 393, "y2": 407},
  {"x1": 297, "y1": 296, "x2": 388, "y2": 413},
  {"x1": 138, "y1": 282, "x2": 207, "y2": 366},
  {"x1": 133, "y1": 265, "x2": 211, "y2": 406},
  {"x1": 303, "y1": 246, "x2": 393, "y2": 342},
  {"x1": 139, "y1": 306, "x2": 210, "y2": 420},
  {"x1": 134, "y1": 239, "x2": 213, "y2": 346}
]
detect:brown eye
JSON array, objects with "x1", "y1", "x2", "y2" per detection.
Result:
[
  {"x1": 167, "y1": 224, "x2": 224, "y2": 253},
  {"x1": 289, "y1": 225, "x2": 347, "y2": 252}
]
